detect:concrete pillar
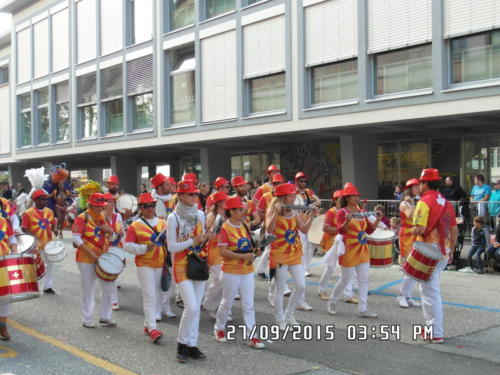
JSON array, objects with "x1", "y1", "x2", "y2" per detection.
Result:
[
  {"x1": 8, "y1": 164, "x2": 30, "y2": 189},
  {"x1": 87, "y1": 168, "x2": 103, "y2": 183},
  {"x1": 200, "y1": 147, "x2": 232, "y2": 184},
  {"x1": 110, "y1": 155, "x2": 140, "y2": 195},
  {"x1": 340, "y1": 134, "x2": 378, "y2": 199},
  {"x1": 169, "y1": 160, "x2": 180, "y2": 181}
]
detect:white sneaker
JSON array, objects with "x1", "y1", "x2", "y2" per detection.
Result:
[
  {"x1": 304, "y1": 271, "x2": 312, "y2": 277},
  {"x1": 82, "y1": 321, "x2": 96, "y2": 328},
  {"x1": 227, "y1": 315, "x2": 233, "y2": 322},
  {"x1": 397, "y1": 296, "x2": 409, "y2": 308},
  {"x1": 267, "y1": 293, "x2": 275, "y2": 307},
  {"x1": 162, "y1": 311, "x2": 177, "y2": 319},
  {"x1": 283, "y1": 287, "x2": 292, "y2": 297},
  {"x1": 286, "y1": 316, "x2": 299, "y2": 326},
  {"x1": 297, "y1": 302, "x2": 313, "y2": 311},
  {"x1": 407, "y1": 298, "x2": 421, "y2": 307},
  {"x1": 112, "y1": 303, "x2": 120, "y2": 311},
  {"x1": 359, "y1": 311, "x2": 378, "y2": 318},
  {"x1": 278, "y1": 320, "x2": 288, "y2": 331},
  {"x1": 248, "y1": 338, "x2": 266, "y2": 349},
  {"x1": 327, "y1": 301, "x2": 336, "y2": 315}
]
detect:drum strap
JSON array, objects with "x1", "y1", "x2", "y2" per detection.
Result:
[{"x1": 141, "y1": 218, "x2": 171, "y2": 267}]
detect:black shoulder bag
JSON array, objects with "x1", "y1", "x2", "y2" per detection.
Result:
[{"x1": 141, "y1": 218, "x2": 171, "y2": 291}]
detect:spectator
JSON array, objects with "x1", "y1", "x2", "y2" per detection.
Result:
[
  {"x1": 1, "y1": 184, "x2": 12, "y2": 200},
  {"x1": 393, "y1": 185, "x2": 403, "y2": 201},
  {"x1": 140, "y1": 183, "x2": 148, "y2": 194},
  {"x1": 441, "y1": 176, "x2": 467, "y2": 202},
  {"x1": 468, "y1": 216, "x2": 489, "y2": 274},
  {"x1": 486, "y1": 215, "x2": 500, "y2": 265},
  {"x1": 374, "y1": 204, "x2": 390, "y2": 228},
  {"x1": 488, "y1": 179, "x2": 500, "y2": 227},
  {"x1": 198, "y1": 182, "x2": 211, "y2": 211},
  {"x1": 470, "y1": 174, "x2": 491, "y2": 218},
  {"x1": 390, "y1": 217, "x2": 401, "y2": 262},
  {"x1": 249, "y1": 179, "x2": 261, "y2": 198}
]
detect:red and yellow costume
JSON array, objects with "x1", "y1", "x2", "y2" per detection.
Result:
[
  {"x1": 173, "y1": 220, "x2": 205, "y2": 283},
  {"x1": 252, "y1": 183, "x2": 273, "y2": 205},
  {"x1": 125, "y1": 220, "x2": 167, "y2": 268},
  {"x1": 257, "y1": 191, "x2": 274, "y2": 215},
  {"x1": 21, "y1": 207, "x2": 55, "y2": 250},
  {"x1": 269, "y1": 214, "x2": 303, "y2": 268},
  {"x1": 336, "y1": 208, "x2": 376, "y2": 267},
  {"x1": 0, "y1": 197, "x2": 16, "y2": 219},
  {"x1": 72, "y1": 212, "x2": 110, "y2": 263},
  {"x1": 0, "y1": 217, "x2": 14, "y2": 255},
  {"x1": 399, "y1": 203, "x2": 417, "y2": 257},
  {"x1": 218, "y1": 222, "x2": 254, "y2": 274},
  {"x1": 108, "y1": 213, "x2": 123, "y2": 248},
  {"x1": 321, "y1": 207, "x2": 337, "y2": 251}
]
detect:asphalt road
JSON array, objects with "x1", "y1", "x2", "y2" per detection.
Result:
[{"x1": 1, "y1": 236, "x2": 499, "y2": 375}]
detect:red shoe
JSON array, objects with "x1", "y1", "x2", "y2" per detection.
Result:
[
  {"x1": 430, "y1": 337, "x2": 444, "y2": 344},
  {"x1": 149, "y1": 329, "x2": 163, "y2": 344},
  {"x1": 248, "y1": 338, "x2": 265, "y2": 349},
  {"x1": 144, "y1": 326, "x2": 150, "y2": 335},
  {"x1": 214, "y1": 330, "x2": 227, "y2": 343}
]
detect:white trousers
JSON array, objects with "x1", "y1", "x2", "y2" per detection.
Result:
[
  {"x1": 177, "y1": 279, "x2": 206, "y2": 347},
  {"x1": 203, "y1": 264, "x2": 223, "y2": 312},
  {"x1": 274, "y1": 264, "x2": 305, "y2": 323},
  {"x1": 215, "y1": 272, "x2": 256, "y2": 336},
  {"x1": 42, "y1": 260, "x2": 54, "y2": 290},
  {"x1": 318, "y1": 262, "x2": 354, "y2": 299},
  {"x1": 77, "y1": 262, "x2": 114, "y2": 324},
  {"x1": 256, "y1": 245, "x2": 270, "y2": 274},
  {"x1": 136, "y1": 266, "x2": 171, "y2": 330},
  {"x1": 420, "y1": 258, "x2": 447, "y2": 338},
  {"x1": 400, "y1": 275, "x2": 417, "y2": 299},
  {"x1": 330, "y1": 262, "x2": 369, "y2": 313},
  {"x1": 299, "y1": 232, "x2": 315, "y2": 273},
  {"x1": 162, "y1": 267, "x2": 176, "y2": 314},
  {"x1": 0, "y1": 302, "x2": 11, "y2": 317}
]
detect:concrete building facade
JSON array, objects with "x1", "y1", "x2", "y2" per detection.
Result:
[{"x1": 0, "y1": 0, "x2": 499, "y2": 198}]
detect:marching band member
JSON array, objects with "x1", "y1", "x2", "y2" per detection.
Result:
[
  {"x1": 72, "y1": 193, "x2": 117, "y2": 328},
  {"x1": 205, "y1": 177, "x2": 231, "y2": 213},
  {"x1": 294, "y1": 172, "x2": 321, "y2": 278},
  {"x1": 412, "y1": 169, "x2": 457, "y2": 344},
  {"x1": 103, "y1": 193, "x2": 125, "y2": 311},
  {"x1": 231, "y1": 176, "x2": 260, "y2": 228},
  {"x1": 150, "y1": 173, "x2": 177, "y2": 218},
  {"x1": 0, "y1": 215, "x2": 18, "y2": 341},
  {"x1": 105, "y1": 175, "x2": 120, "y2": 197},
  {"x1": 267, "y1": 183, "x2": 313, "y2": 330},
  {"x1": 167, "y1": 181, "x2": 209, "y2": 363},
  {"x1": 0, "y1": 196, "x2": 20, "y2": 233},
  {"x1": 252, "y1": 164, "x2": 281, "y2": 206},
  {"x1": 202, "y1": 191, "x2": 229, "y2": 319},
  {"x1": 214, "y1": 197, "x2": 265, "y2": 349},
  {"x1": 327, "y1": 184, "x2": 380, "y2": 318},
  {"x1": 182, "y1": 173, "x2": 203, "y2": 210},
  {"x1": 124, "y1": 193, "x2": 169, "y2": 344},
  {"x1": 21, "y1": 189, "x2": 57, "y2": 294},
  {"x1": 397, "y1": 178, "x2": 422, "y2": 308}
]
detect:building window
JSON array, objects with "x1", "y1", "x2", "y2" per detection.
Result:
[
  {"x1": 33, "y1": 19, "x2": 49, "y2": 78},
  {"x1": 374, "y1": 44, "x2": 432, "y2": 95},
  {"x1": 36, "y1": 88, "x2": 50, "y2": 144},
  {"x1": 101, "y1": 64, "x2": 123, "y2": 134},
  {"x1": 127, "y1": 55, "x2": 154, "y2": 130},
  {"x1": 311, "y1": 59, "x2": 357, "y2": 105},
  {"x1": 101, "y1": 0, "x2": 123, "y2": 55},
  {"x1": 451, "y1": 30, "x2": 500, "y2": 84},
  {"x1": 19, "y1": 93, "x2": 31, "y2": 147},
  {"x1": 51, "y1": 8, "x2": 69, "y2": 72},
  {"x1": 17, "y1": 28, "x2": 31, "y2": 83},
  {"x1": 0, "y1": 66, "x2": 8, "y2": 85},
  {"x1": 249, "y1": 73, "x2": 285, "y2": 114},
  {"x1": 130, "y1": 0, "x2": 153, "y2": 45},
  {"x1": 77, "y1": 72, "x2": 98, "y2": 138},
  {"x1": 169, "y1": 0, "x2": 195, "y2": 31},
  {"x1": 77, "y1": 0, "x2": 97, "y2": 63},
  {"x1": 55, "y1": 81, "x2": 70, "y2": 142},
  {"x1": 206, "y1": 0, "x2": 235, "y2": 19},
  {"x1": 169, "y1": 45, "x2": 195, "y2": 124},
  {"x1": 245, "y1": 0, "x2": 261, "y2": 6}
]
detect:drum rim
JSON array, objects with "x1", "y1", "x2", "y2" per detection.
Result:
[
  {"x1": 15, "y1": 233, "x2": 36, "y2": 252},
  {"x1": 368, "y1": 229, "x2": 395, "y2": 241},
  {"x1": 97, "y1": 253, "x2": 124, "y2": 274},
  {"x1": 0, "y1": 253, "x2": 35, "y2": 260},
  {"x1": 44, "y1": 240, "x2": 65, "y2": 254},
  {"x1": 413, "y1": 241, "x2": 442, "y2": 259}
]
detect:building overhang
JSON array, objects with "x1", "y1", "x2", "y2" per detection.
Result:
[
  {"x1": 0, "y1": 31, "x2": 10, "y2": 49},
  {"x1": 0, "y1": 0, "x2": 36, "y2": 14}
]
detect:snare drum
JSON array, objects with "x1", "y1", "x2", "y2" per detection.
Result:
[
  {"x1": 367, "y1": 229, "x2": 394, "y2": 268},
  {"x1": 402, "y1": 241, "x2": 442, "y2": 283},
  {"x1": 308, "y1": 214, "x2": 325, "y2": 246},
  {"x1": 108, "y1": 246, "x2": 126, "y2": 262},
  {"x1": 44, "y1": 240, "x2": 67, "y2": 263},
  {"x1": 0, "y1": 253, "x2": 40, "y2": 303},
  {"x1": 16, "y1": 234, "x2": 46, "y2": 280},
  {"x1": 116, "y1": 194, "x2": 138, "y2": 215},
  {"x1": 95, "y1": 253, "x2": 124, "y2": 282}
]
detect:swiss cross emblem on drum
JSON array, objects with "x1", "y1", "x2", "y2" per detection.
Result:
[{"x1": 9, "y1": 269, "x2": 23, "y2": 280}]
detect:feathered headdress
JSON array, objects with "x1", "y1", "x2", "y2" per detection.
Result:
[
  {"x1": 24, "y1": 167, "x2": 48, "y2": 198},
  {"x1": 78, "y1": 180, "x2": 103, "y2": 210},
  {"x1": 49, "y1": 163, "x2": 69, "y2": 184}
]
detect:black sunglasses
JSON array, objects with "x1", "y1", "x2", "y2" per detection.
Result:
[
  {"x1": 141, "y1": 203, "x2": 156, "y2": 209},
  {"x1": 298, "y1": 180, "x2": 307, "y2": 183},
  {"x1": 94, "y1": 198, "x2": 106, "y2": 203},
  {"x1": 37, "y1": 197, "x2": 49, "y2": 201}
]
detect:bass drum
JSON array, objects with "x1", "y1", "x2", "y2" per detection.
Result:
[
  {"x1": 116, "y1": 194, "x2": 138, "y2": 215},
  {"x1": 308, "y1": 214, "x2": 325, "y2": 246}
]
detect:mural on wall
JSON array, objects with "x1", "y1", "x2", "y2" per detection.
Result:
[{"x1": 280, "y1": 143, "x2": 342, "y2": 198}]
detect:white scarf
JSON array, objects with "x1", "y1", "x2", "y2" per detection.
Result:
[{"x1": 175, "y1": 201, "x2": 198, "y2": 225}]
